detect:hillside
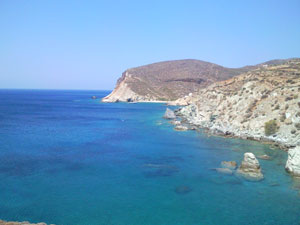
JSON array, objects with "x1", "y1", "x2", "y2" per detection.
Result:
[
  {"x1": 175, "y1": 58, "x2": 300, "y2": 148},
  {"x1": 102, "y1": 59, "x2": 256, "y2": 102}
]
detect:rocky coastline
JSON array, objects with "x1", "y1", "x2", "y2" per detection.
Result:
[
  {"x1": 165, "y1": 103, "x2": 300, "y2": 178},
  {"x1": 105, "y1": 58, "x2": 300, "y2": 178},
  {"x1": 0, "y1": 220, "x2": 52, "y2": 225}
]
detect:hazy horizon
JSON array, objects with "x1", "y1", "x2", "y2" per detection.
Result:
[{"x1": 1, "y1": 0, "x2": 300, "y2": 90}]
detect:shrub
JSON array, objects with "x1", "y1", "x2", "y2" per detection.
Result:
[
  {"x1": 264, "y1": 120, "x2": 279, "y2": 136},
  {"x1": 295, "y1": 123, "x2": 300, "y2": 130}
]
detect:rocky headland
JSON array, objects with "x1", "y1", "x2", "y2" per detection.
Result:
[{"x1": 102, "y1": 59, "x2": 257, "y2": 102}]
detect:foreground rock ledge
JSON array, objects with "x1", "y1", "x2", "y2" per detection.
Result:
[
  {"x1": 0, "y1": 220, "x2": 53, "y2": 225},
  {"x1": 286, "y1": 146, "x2": 300, "y2": 177},
  {"x1": 237, "y1": 152, "x2": 264, "y2": 181}
]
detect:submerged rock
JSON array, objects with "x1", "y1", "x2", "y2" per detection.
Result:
[
  {"x1": 163, "y1": 108, "x2": 176, "y2": 119},
  {"x1": 257, "y1": 154, "x2": 271, "y2": 160},
  {"x1": 237, "y1": 152, "x2": 264, "y2": 181},
  {"x1": 285, "y1": 146, "x2": 300, "y2": 177},
  {"x1": 215, "y1": 167, "x2": 233, "y2": 175},
  {"x1": 174, "y1": 125, "x2": 188, "y2": 131},
  {"x1": 142, "y1": 164, "x2": 179, "y2": 178},
  {"x1": 175, "y1": 185, "x2": 192, "y2": 194},
  {"x1": 221, "y1": 161, "x2": 237, "y2": 170}
]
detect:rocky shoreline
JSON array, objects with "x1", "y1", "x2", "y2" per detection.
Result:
[
  {"x1": 0, "y1": 220, "x2": 52, "y2": 225},
  {"x1": 164, "y1": 106, "x2": 300, "y2": 178}
]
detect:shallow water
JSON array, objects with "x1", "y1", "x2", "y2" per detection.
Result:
[{"x1": 0, "y1": 89, "x2": 299, "y2": 225}]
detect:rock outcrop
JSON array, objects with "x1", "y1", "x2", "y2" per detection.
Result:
[
  {"x1": 163, "y1": 108, "x2": 176, "y2": 119},
  {"x1": 175, "y1": 58, "x2": 300, "y2": 148},
  {"x1": 285, "y1": 146, "x2": 300, "y2": 176},
  {"x1": 102, "y1": 59, "x2": 258, "y2": 103},
  {"x1": 237, "y1": 153, "x2": 264, "y2": 181}
]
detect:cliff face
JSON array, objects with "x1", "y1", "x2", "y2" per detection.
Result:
[
  {"x1": 175, "y1": 58, "x2": 300, "y2": 148},
  {"x1": 102, "y1": 59, "x2": 255, "y2": 102}
]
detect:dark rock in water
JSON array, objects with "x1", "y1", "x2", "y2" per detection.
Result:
[
  {"x1": 91, "y1": 96, "x2": 97, "y2": 99},
  {"x1": 175, "y1": 185, "x2": 192, "y2": 194},
  {"x1": 269, "y1": 183, "x2": 280, "y2": 187},
  {"x1": 163, "y1": 108, "x2": 176, "y2": 119}
]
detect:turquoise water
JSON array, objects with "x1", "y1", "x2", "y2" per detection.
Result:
[{"x1": 0, "y1": 89, "x2": 300, "y2": 225}]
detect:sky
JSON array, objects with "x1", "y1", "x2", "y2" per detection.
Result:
[{"x1": 0, "y1": 0, "x2": 300, "y2": 90}]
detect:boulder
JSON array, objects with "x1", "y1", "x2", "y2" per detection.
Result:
[
  {"x1": 163, "y1": 108, "x2": 176, "y2": 119},
  {"x1": 221, "y1": 161, "x2": 237, "y2": 170},
  {"x1": 237, "y1": 152, "x2": 264, "y2": 181},
  {"x1": 285, "y1": 146, "x2": 300, "y2": 177}
]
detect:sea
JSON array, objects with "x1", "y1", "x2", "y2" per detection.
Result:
[{"x1": 0, "y1": 89, "x2": 300, "y2": 225}]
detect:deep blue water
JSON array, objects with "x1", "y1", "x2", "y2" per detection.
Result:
[{"x1": 0, "y1": 89, "x2": 300, "y2": 225}]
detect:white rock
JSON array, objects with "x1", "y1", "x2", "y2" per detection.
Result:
[
  {"x1": 242, "y1": 152, "x2": 260, "y2": 169},
  {"x1": 285, "y1": 146, "x2": 300, "y2": 176},
  {"x1": 163, "y1": 108, "x2": 176, "y2": 119},
  {"x1": 237, "y1": 152, "x2": 264, "y2": 181}
]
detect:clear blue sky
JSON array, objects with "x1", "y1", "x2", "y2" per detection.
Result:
[{"x1": 0, "y1": 0, "x2": 299, "y2": 90}]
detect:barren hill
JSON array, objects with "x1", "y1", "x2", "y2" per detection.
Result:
[{"x1": 102, "y1": 59, "x2": 257, "y2": 102}]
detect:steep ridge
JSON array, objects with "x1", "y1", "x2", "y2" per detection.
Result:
[
  {"x1": 102, "y1": 59, "x2": 256, "y2": 102},
  {"x1": 175, "y1": 58, "x2": 300, "y2": 148}
]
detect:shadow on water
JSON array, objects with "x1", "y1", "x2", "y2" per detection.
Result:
[
  {"x1": 143, "y1": 167, "x2": 180, "y2": 178},
  {"x1": 174, "y1": 185, "x2": 193, "y2": 194},
  {"x1": 0, "y1": 152, "x2": 87, "y2": 177}
]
